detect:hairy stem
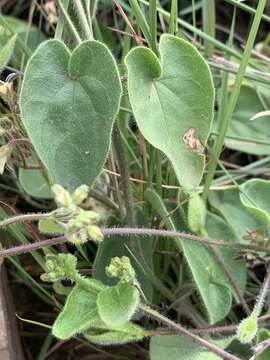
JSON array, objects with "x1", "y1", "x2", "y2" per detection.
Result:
[
  {"x1": 139, "y1": 304, "x2": 241, "y2": 360},
  {"x1": 56, "y1": 0, "x2": 82, "y2": 43},
  {"x1": 209, "y1": 246, "x2": 250, "y2": 315},
  {"x1": 1, "y1": 227, "x2": 270, "y2": 258},
  {"x1": 0, "y1": 212, "x2": 54, "y2": 230},
  {"x1": 73, "y1": 0, "x2": 93, "y2": 40},
  {"x1": 112, "y1": 126, "x2": 174, "y2": 301},
  {"x1": 254, "y1": 264, "x2": 270, "y2": 316}
]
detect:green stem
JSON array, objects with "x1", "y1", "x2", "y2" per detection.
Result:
[
  {"x1": 73, "y1": 0, "x2": 93, "y2": 40},
  {"x1": 202, "y1": 0, "x2": 215, "y2": 57},
  {"x1": 202, "y1": 0, "x2": 267, "y2": 202},
  {"x1": 54, "y1": 0, "x2": 70, "y2": 39},
  {"x1": 56, "y1": 0, "x2": 82, "y2": 43},
  {"x1": 112, "y1": 126, "x2": 174, "y2": 301},
  {"x1": 0, "y1": 212, "x2": 53, "y2": 230},
  {"x1": 149, "y1": 0, "x2": 157, "y2": 53},
  {"x1": 2, "y1": 228, "x2": 270, "y2": 258},
  {"x1": 112, "y1": 126, "x2": 136, "y2": 226},
  {"x1": 169, "y1": 0, "x2": 178, "y2": 35}
]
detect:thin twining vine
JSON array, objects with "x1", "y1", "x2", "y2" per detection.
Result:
[
  {"x1": 0, "y1": 184, "x2": 269, "y2": 360},
  {"x1": 1, "y1": 224, "x2": 270, "y2": 258}
]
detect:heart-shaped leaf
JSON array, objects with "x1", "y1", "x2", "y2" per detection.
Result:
[
  {"x1": 20, "y1": 40, "x2": 122, "y2": 190},
  {"x1": 97, "y1": 282, "x2": 139, "y2": 327},
  {"x1": 126, "y1": 34, "x2": 214, "y2": 189}
]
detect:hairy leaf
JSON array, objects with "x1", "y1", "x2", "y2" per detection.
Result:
[
  {"x1": 20, "y1": 40, "x2": 122, "y2": 190},
  {"x1": 97, "y1": 282, "x2": 139, "y2": 327},
  {"x1": 126, "y1": 34, "x2": 214, "y2": 189},
  {"x1": 38, "y1": 219, "x2": 65, "y2": 235},
  {"x1": 52, "y1": 282, "x2": 100, "y2": 340},
  {"x1": 84, "y1": 321, "x2": 148, "y2": 345},
  {"x1": 150, "y1": 335, "x2": 221, "y2": 360}
]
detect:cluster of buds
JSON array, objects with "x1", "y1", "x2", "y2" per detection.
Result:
[
  {"x1": 50, "y1": 184, "x2": 104, "y2": 245},
  {"x1": 41, "y1": 253, "x2": 78, "y2": 283},
  {"x1": 106, "y1": 256, "x2": 135, "y2": 283}
]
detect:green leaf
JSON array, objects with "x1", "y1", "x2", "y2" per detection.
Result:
[
  {"x1": 0, "y1": 15, "x2": 46, "y2": 62},
  {"x1": 38, "y1": 219, "x2": 65, "y2": 235},
  {"x1": 84, "y1": 321, "x2": 148, "y2": 345},
  {"x1": 240, "y1": 179, "x2": 270, "y2": 227},
  {"x1": 97, "y1": 282, "x2": 139, "y2": 327},
  {"x1": 224, "y1": 85, "x2": 270, "y2": 155},
  {"x1": 146, "y1": 188, "x2": 232, "y2": 324},
  {"x1": 205, "y1": 212, "x2": 246, "y2": 293},
  {"x1": 126, "y1": 34, "x2": 214, "y2": 189},
  {"x1": 52, "y1": 282, "x2": 100, "y2": 340},
  {"x1": 0, "y1": 34, "x2": 17, "y2": 70},
  {"x1": 20, "y1": 39, "x2": 122, "y2": 190},
  {"x1": 19, "y1": 156, "x2": 53, "y2": 199},
  {"x1": 150, "y1": 335, "x2": 222, "y2": 360},
  {"x1": 209, "y1": 189, "x2": 262, "y2": 241}
]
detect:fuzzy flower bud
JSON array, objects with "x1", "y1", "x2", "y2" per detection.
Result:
[
  {"x1": 106, "y1": 256, "x2": 135, "y2": 283},
  {"x1": 87, "y1": 225, "x2": 103, "y2": 242},
  {"x1": 72, "y1": 185, "x2": 89, "y2": 205},
  {"x1": 67, "y1": 228, "x2": 88, "y2": 245},
  {"x1": 52, "y1": 184, "x2": 73, "y2": 208}
]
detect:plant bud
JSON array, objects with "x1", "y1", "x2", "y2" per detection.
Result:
[
  {"x1": 68, "y1": 228, "x2": 88, "y2": 245},
  {"x1": 106, "y1": 256, "x2": 135, "y2": 283},
  {"x1": 237, "y1": 313, "x2": 258, "y2": 344},
  {"x1": 87, "y1": 225, "x2": 103, "y2": 242},
  {"x1": 72, "y1": 185, "x2": 89, "y2": 205},
  {"x1": 0, "y1": 81, "x2": 12, "y2": 98},
  {"x1": 52, "y1": 184, "x2": 73, "y2": 207}
]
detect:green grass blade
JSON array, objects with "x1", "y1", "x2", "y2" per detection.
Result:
[
  {"x1": 169, "y1": 0, "x2": 178, "y2": 35},
  {"x1": 128, "y1": 0, "x2": 153, "y2": 50},
  {"x1": 149, "y1": 0, "x2": 157, "y2": 52},
  {"x1": 202, "y1": 0, "x2": 215, "y2": 57},
  {"x1": 202, "y1": 0, "x2": 267, "y2": 201}
]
